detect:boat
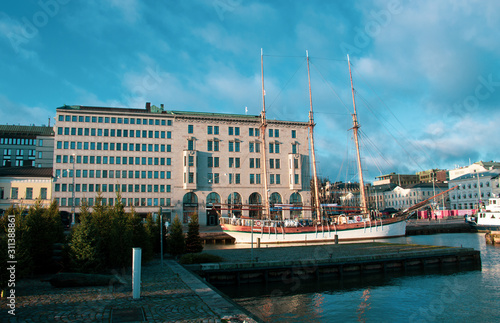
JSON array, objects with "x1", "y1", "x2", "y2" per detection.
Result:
[
  {"x1": 466, "y1": 195, "x2": 500, "y2": 232},
  {"x1": 219, "y1": 51, "x2": 439, "y2": 244}
]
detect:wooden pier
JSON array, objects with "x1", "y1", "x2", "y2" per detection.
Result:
[{"x1": 186, "y1": 243, "x2": 481, "y2": 285}]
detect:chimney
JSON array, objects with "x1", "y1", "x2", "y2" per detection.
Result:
[
  {"x1": 160, "y1": 104, "x2": 164, "y2": 110},
  {"x1": 146, "y1": 102, "x2": 151, "y2": 112}
]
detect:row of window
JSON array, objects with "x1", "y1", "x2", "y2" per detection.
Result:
[
  {"x1": 55, "y1": 197, "x2": 172, "y2": 208},
  {"x1": 56, "y1": 141, "x2": 172, "y2": 152},
  {"x1": 452, "y1": 192, "x2": 491, "y2": 199},
  {"x1": 2, "y1": 149, "x2": 36, "y2": 156},
  {"x1": 55, "y1": 169, "x2": 172, "y2": 180},
  {"x1": 56, "y1": 155, "x2": 172, "y2": 166},
  {"x1": 6, "y1": 187, "x2": 48, "y2": 200},
  {"x1": 192, "y1": 124, "x2": 297, "y2": 139},
  {"x1": 58, "y1": 114, "x2": 172, "y2": 126},
  {"x1": 456, "y1": 182, "x2": 492, "y2": 189},
  {"x1": 2, "y1": 160, "x2": 36, "y2": 167},
  {"x1": 55, "y1": 183, "x2": 172, "y2": 194},
  {"x1": 57, "y1": 127, "x2": 172, "y2": 139},
  {"x1": 0, "y1": 138, "x2": 41, "y2": 146},
  {"x1": 188, "y1": 173, "x2": 283, "y2": 185}
]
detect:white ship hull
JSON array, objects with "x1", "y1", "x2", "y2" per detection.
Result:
[{"x1": 221, "y1": 218, "x2": 406, "y2": 244}]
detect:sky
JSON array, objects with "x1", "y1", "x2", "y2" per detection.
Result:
[{"x1": 1, "y1": 0, "x2": 499, "y2": 183}]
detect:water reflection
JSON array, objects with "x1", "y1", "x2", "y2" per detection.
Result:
[{"x1": 216, "y1": 233, "x2": 500, "y2": 322}]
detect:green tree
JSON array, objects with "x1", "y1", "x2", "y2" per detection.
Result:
[
  {"x1": 69, "y1": 200, "x2": 105, "y2": 272},
  {"x1": 185, "y1": 213, "x2": 203, "y2": 254},
  {"x1": 166, "y1": 215, "x2": 185, "y2": 256}
]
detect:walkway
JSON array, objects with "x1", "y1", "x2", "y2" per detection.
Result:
[{"x1": 1, "y1": 259, "x2": 257, "y2": 322}]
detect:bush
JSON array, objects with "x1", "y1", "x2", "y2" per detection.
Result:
[
  {"x1": 165, "y1": 215, "x2": 185, "y2": 257},
  {"x1": 179, "y1": 253, "x2": 224, "y2": 265},
  {"x1": 185, "y1": 213, "x2": 203, "y2": 254}
]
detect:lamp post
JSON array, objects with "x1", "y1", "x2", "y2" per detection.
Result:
[{"x1": 71, "y1": 153, "x2": 76, "y2": 227}]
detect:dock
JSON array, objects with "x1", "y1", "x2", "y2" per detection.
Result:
[{"x1": 187, "y1": 242, "x2": 481, "y2": 285}]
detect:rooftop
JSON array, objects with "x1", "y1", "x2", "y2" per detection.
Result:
[
  {"x1": 0, "y1": 125, "x2": 54, "y2": 137},
  {"x1": 0, "y1": 167, "x2": 53, "y2": 178}
]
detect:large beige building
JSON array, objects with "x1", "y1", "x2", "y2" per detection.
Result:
[{"x1": 53, "y1": 103, "x2": 312, "y2": 225}]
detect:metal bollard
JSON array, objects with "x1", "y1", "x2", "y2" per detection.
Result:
[{"x1": 132, "y1": 248, "x2": 142, "y2": 299}]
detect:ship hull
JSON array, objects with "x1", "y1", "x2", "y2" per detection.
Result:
[{"x1": 221, "y1": 218, "x2": 406, "y2": 244}]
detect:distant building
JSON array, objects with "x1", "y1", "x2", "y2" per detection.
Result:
[
  {"x1": 448, "y1": 161, "x2": 500, "y2": 180},
  {"x1": 416, "y1": 169, "x2": 448, "y2": 183},
  {"x1": 448, "y1": 170, "x2": 500, "y2": 210},
  {"x1": 0, "y1": 167, "x2": 53, "y2": 213},
  {"x1": 373, "y1": 173, "x2": 420, "y2": 187},
  {"x1": 0, "y1": 125, "x2": 55, "y2": 168},
  {"x1": 53, "y1": 103, "x2": 312, "y2": 225},
  {"x1": 382, "y1": 182, "x2": 450, "y2": 210}
]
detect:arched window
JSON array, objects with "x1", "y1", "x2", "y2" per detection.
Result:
[
  {"x1": 182, "y1": 192, "x2": 198, "y2": 223},
  {"x1": 248, "y1": 192, "x2": 262, "y2": 218},
  {"x1": 228, "y1": 192, "x2": 242, "y2": 217}
]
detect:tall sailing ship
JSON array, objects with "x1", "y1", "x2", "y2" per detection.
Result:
[{"x1": 219, "y1": 51, "x2": 439, "y2": 244}]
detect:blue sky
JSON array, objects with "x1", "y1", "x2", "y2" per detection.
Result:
[{"x1": 1, "y1": 0, "x2": 499, "y2": 182}]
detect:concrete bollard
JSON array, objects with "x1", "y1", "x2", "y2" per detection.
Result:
[
  {"x1": 132, "y1": 248, "x2": 142, "y2": 299},
  {"x1": 335, "y1": 234, "x2": 339, "y2": 245},
  {"x1": 257, "y1": 237, "x2": 261, "y2": 248}
]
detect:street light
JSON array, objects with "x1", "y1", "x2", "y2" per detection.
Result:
[{"x1": 71, "y1": 153, "x2": 76, "y2": 227}]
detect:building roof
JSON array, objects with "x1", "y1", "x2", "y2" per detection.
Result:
[
  {"x1": 56, "y1": 104, "x2": 309, "y2": 125},
  {"x1": 0, "y1": 125, "x2": 54, "y2": 137},
  {"x1": 475, "y1": 161, "x2": 500, "y2": 169},
  {"x1": 0, "y1": 167, "x2": 53, "y2": 178},
  {"x1": 451, "y1": 170, "x2": 500, "y2": 181},
  {"x1": 403, "y1": 182, "x2": 449, "y2": 190}
]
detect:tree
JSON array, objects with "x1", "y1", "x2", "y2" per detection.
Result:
[
  {"x1": 185, "y1": 213, "x2": 203, "y2": 254},
  {"x1": 69, "y1": 200, "x2": 105, "y2": 272},
  {"x1": 166, "y1": 215, "x2": 185, "y2": 257}
]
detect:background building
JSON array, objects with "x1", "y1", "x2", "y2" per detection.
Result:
[
  {"x1": 0, "y1": 125, "x2": 55, "y2": 168},
  {"x1": 53, "y1": 103, "x2": 312, "y2": 226},
  {"x1": 448, "y1": 170, "x2": 500, "y2": 210},
  {"x1": 0, "y1": 167, "x2": 53, "y2": 213}
]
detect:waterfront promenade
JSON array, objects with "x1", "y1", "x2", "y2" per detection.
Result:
[{"x1": 1, "y1": 259, "x2": 257, "y2": 323}]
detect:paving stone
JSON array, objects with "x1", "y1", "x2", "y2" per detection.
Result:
[{"x1": 1, "y1": 259, "x2": 257, "y2": 323}]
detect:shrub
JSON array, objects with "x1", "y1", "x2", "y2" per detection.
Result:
[
  {"x1": 166, "y1": 215, "x2": 185, "y2": 256},
  {"x1": 185, "y1": 213, "x2": 203, "y2": 254}
]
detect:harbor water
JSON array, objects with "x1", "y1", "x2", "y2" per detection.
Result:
[{"x1": 214, "y1": 233, "x2": 500, "y2": 322}]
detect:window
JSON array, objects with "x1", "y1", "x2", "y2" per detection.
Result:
[
  {"x1": 188, "y1": 125, "x2": 194, "y2": 133},
  {"x1": 229, "y1": 141, "x2": 234, "y2": 152},
  {"x1": 26, "y1": 188, "x2": 33, "y2": 199},
  {"x1": 207, "y1": 140, "x2": 213, "y2": 151},
  {"x1": 11, "y1": 187, "x2": 18, "y2": 199},
  {"x1": 188, "y1": 139, "x2": 194, "y2": 151},
  {"x1": 292, "y1": 143, "x2": 297, "y2": 154},
  {"x1": 249, "y1": 142, "x2": 254, "y2": 153},
  {"x1": 208, "y1": 126, "x2": 212, "y2": 134},
  {"x1": 229, "y1": 127, "x2": 234, "y2": 135},
  {"x1": 292, "y1": 130, "x2": 296, "y2": 138},
  {"x1": 275, "y1": 129, "x2": 279, "y2": 137}
]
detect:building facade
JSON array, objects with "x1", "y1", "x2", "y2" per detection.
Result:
[
  {"x1": 448, "y1": 170, "x2": 500, "y2": 210},
  {"x1": 0, "y1": 167, "x2": 53, "y2": 212},
  {"x1": 53, "y1": 103, "x2": 312, "y2": 225},
  {"x1": 0, "y1": 125, "x2": 55, "y2": 168}
]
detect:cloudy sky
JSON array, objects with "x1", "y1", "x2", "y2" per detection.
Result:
[{"x1": 1, "y1": 0, "x2": 499, "y2": 182}]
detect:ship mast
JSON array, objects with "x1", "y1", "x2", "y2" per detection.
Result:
[
  {"x1": 306, "y1": 50, "x2": 322, "y2": 222},
  {"x1": 260, "y1": 48, "x2": 270, "y2": 219},
  {"x1": 347, "y1": 55, "x2": 368, "y2": 215}
]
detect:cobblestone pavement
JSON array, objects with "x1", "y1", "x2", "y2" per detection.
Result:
[{"x1": 1, "y1": 260, "x2": 257, "y2": 323}]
